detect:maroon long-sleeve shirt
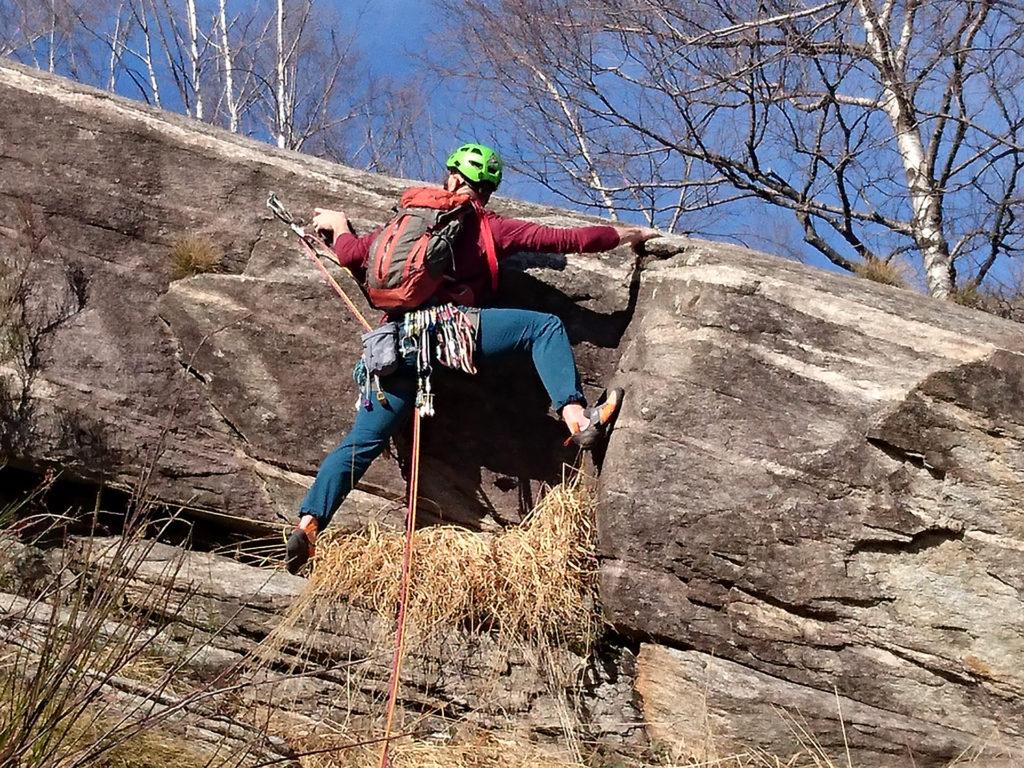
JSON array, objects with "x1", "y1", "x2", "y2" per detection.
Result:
[{"x1": 331, "y1": 207, "x2": 620, "y2": 307}]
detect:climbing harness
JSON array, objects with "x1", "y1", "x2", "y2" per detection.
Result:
[
  {"x1": 400, "y1": 304, "x2": 477, "y2": 417},
  {"x1": 351, "y1": 305, "x2": 477, "y2": 416},
  {"x1": 267, "y1": 193, "x2": 463, "y2": 768}
]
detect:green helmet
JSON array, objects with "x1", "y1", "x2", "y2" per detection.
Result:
[{"x1": 445, "y1": 143, "x2": 503, "y2": 188}]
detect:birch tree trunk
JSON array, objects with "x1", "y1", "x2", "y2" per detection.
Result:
[
  {"x1": 185, "y1": 0, "x2": 203, "y2": 120},
  {"x1": 217, "y1": 0, "x2": 238, "y2": 132},
  {"x1": 107, "y1": 1, "x2": 127, "y2": 92},
  {"x1": 129, "y1": 0, "x2": 162, "y2": 107},
  {"x1": 275, "y1": 0, "x2": 287, "y2": 148},
  {"x1": 47, "y1": 1, "x2": 57, "y2": 72},
  {"x1": 527, "y1": 62, "x2": 618, "y2": 220},
  {"x1": 856, "y1": 0, "x2": 952, "y2": 299}
]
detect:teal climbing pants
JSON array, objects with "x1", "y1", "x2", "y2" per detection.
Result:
[{"x1": 298, "y1": 308, "x2": 583, "y2": 529}]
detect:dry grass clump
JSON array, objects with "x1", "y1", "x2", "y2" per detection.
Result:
[
  {"x1": 951, "y1": 283, "x2": 981, "y2": 308},
  {"x1": 73, "y1": 727, "x2": 216, "y2": 768},
  {"x1": 169, "y1": 235, "x2": 222, "y2": 280},
  {"x1": 297, "y1": 734, "x2": 585, "y2": 768},
  {"x1": 302, "y1": 476, "x2": 599, "y2": 645},
  {"x1": 952, "y1": 279, "x2": 1024, "y2": 323},
  {"x1": 853, "y1": 257, "x2": 907, "y2": 288}
]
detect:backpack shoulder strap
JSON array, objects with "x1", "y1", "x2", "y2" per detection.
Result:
[
  {"x1": 400, "y1": 186, "x2": 473, "y2": 210},
  {"x1": 474, "y1": 202, "x2": 499, "y2": 294}
]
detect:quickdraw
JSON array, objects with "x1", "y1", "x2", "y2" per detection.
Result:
[
  {"x1": 265, "y1": 193, "x2": 373, "y2": 334},
  {"x1": 352, "y1": 359, "x2": 388, "y2": 412}
]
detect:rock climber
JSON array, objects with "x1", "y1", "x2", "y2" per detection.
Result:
[{"x1": 286, "y1": 143, "x2": 657, "y2": 574}]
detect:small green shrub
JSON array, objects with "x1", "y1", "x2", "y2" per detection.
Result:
[{"x1": 169, "y1": 236, "x2": 222, "y2": 280}]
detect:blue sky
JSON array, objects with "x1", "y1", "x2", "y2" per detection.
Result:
[
  {"x1": 341, "y1": 0, "x2": 430, "y2": 77},
  {"x1": 328, "y1": 1, "x2": 864, "y2": 271},
  {"x1": 333, "y1": 0, "x2": 575, "y2": 204},
  {"x1": 326, "y1": 1, "x2": 1021, "y2": 294}
]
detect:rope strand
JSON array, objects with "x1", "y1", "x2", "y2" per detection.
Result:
[
  {"x1": 377, "y1": 409, "x2": 422, "y2": 768},
  {"x1": 297, "y1": 236, "x2": 373, "y2": 332},
  {"x1": 269, "y1": 195, "x2": 474, "y2": 765}
]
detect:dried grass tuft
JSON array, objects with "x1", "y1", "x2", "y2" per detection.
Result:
[
  {"x1": 297, "y1": 734, "x2": 585, "y2": 768},
  {"x1": 951, "y1": 283, "x2": 981, "y2": 308},
  {"x1": 169, "y1": 235, "x2": 222, "y2": 280},
  {"x1": 853, "y1": 257, "x2": 907, "y2": 288},
  {"x1": 302, "y1": 475, "x2": 599, "y2": 646},
  {"x1": 79, "y1": 727, "x2": 215, "y2": 768}
]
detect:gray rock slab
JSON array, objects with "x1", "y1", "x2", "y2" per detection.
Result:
[
  {"x1": 600, "y1": 238, "x2": 1024, "y2": 765},
  {"x1": 0, "y1": 61, "x2": 635, "y2": 529},
  {"x1": 635, "y1": 643, "x2": 1021, "y2": 767},
  {"x1": 6, "y1": 59, "x2": 1024, "y2": 763}
]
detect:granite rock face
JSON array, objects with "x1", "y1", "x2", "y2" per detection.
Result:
[
  {"x1": 3, "y1": 62, "x2": 1024, "y2": 765},
  {"x1": 0, "y1": 61, "x2": 637, "y2": 530},
  {"x1": 600, "y1": 239, "x2": 1024, "y2": 765}
]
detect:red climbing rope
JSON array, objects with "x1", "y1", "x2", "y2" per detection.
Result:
[
  {"x1": 266, "y1": 191, "x2": 373, "y2": 333},
  {"x1": 377, "y1": 409, "x2": 421, "y2": 768},
  {"x1": 269, "y1": 193, "x2": 421, "y2": 765},
  {"x1": 296, "y1": 236, "x2": 373, "y2": 333}
]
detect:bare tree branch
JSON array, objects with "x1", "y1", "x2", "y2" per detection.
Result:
[{"x1": 437, "y1": 0, "x2": 1023, "y2": 298}]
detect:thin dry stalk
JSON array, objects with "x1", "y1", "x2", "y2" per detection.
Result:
[{"x1": 0, "y1": 498, "x2": 288, "y2": 768}]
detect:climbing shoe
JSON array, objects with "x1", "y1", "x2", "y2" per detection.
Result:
[
  {"x1": 286, "y1": 515, "x2": 318, "y2": 575},
  {"x1": 569, "y1": 388, "x2": 625, "y2": 449}
]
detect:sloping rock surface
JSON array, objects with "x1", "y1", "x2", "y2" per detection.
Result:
[
  {"x1": 2, "y1": 62, "x2": 1024, "y2": 766},
  {"x1": 601, "y1": 239, "x2": 1024, "y2": 765},
  {"x1": 0, "y1": 61, "x2": 637, "y2": 530}
]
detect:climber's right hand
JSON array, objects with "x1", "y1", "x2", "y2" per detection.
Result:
[
  {"x1": 614, "y1": 225, "x2": 659, "y2": 249},
  {"x1": 311, "y1": 208, "x2": 350, "y2": 240}
]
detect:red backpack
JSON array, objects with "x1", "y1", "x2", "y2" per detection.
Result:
[{"x1": 365, "y1": 187, "x2": 498, "y2": 311}]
